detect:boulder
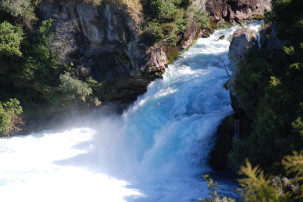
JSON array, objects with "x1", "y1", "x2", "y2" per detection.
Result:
[
  {"x1": 182, "y1": 23, "x2": 199, "y2": 50},
  {"x1": 142, "y1": 45, "x2": 168, "y2": 73},
  {"x1": 226, "y1": 28, "x2": 258, "y2": 113},
  {"x1": 218, "y1": 35, "x2": 225, "y2": 40}
]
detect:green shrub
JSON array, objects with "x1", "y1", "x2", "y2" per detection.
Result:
[
  {"x1": 193, "y1": 9, "x2": 210, "y2": 28},
  {"x1": 21, "y1": 19, "x2": 59, "y2": 94},
  {"x1": 239, "y1": 152, "x2": 303, "y2": 201},
  {"x1": 59, "y1": 72, "x2": 93, "y2": 103},
  {"x1": 238, "y1": 160, "x2": 288, "y2": 201},
  {"x1": 0, "y1": 0, "x2": 30, "y2": 17},
  {"x1": 0, "y1": 21, "x2": 23, "y2": 57},
  {"x1": 145, "y1": 0, "x2": 176, "y2": 20},
  {"x1": 234, "y1": 49, "x2": 272, "y2": 118},
  {"x1": 229, "y1": 46, "x2": 303, "y2": 170},
  {"x1": 86, "y1": 76, "x2": 104, "y2": 93},
  {"x1": 0, "y1": 98, "x2": 23, "y2": 136},
  {"x1": 141, "y1": 21, "x2": 164, "y2": 45},
  {"x1": 0, "y1": 0, "x2": 37, "y2": 23}
]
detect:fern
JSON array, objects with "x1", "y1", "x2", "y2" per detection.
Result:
[
  {"x1": 282, "y1": 151, "x2": 303, "y2": 199},
  {"x1": 238, "y1": 160, "x2": 288, "y2": 202}
]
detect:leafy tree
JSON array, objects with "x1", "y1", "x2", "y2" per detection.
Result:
[
  {"x1": 193, "y1": 9, "x2": 210, "y2": 27},
  {"x1": 293, "y1": 115, "x2": 303, "y2": 138},
  {"x1": 0, "y1": 99, "x2": 23, "y2": 136},
  {"x1": 0, "y1": 0, "x2": 37, "y2": 23},
  {"x1": 0, "y1": 21, "x2": 23, "y2": 57},
  {"x1": 21, "y1": 19, "x2": 59, "y2": 94},
  {"x1": 239, "y1": 152, "x2": 303, "y2": 201},
  {"x1": 0, "y1": 0, "x2": 30, "y2": 17},
  {"x1": 58, "y1": 72, "x2": 93, "y2": 103},
  {"x1": 282, "y1": 151, "x2": 303, "y2": 200},
  {"x1": 271, "y1": 0, "x2": 303, "y2": 52},
  {"x1": 229, "y1": 0, "x2": 303, "y2": 169},
  {"x1": 238, "y1": 160, "x2": 287, "y2": 202},
  {"x1": 144, "y1": 0, "x2": 177, "y2": 20}
]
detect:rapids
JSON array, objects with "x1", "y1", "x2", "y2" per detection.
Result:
[{"x1": 0, "y1": 22, "x2": 261, "y2": 202}]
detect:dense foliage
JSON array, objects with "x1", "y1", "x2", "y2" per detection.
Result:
[
  {"x1": 0, "y1": 0, "x2": 103, "y2": 134},
  {"x1": 238, "y1": 152, "x2": 303, "y2": 201},
  {"x1": 0, "y1": 21, "x2": 23, "y2": 57},
  {"x1": 0, "y1": 99, "x2": 23, "y2": 136},
  {"x1": 225, "y1": 1, "x2": 303, "y2": 200},
  {"x1": 141, "y1": 0, "x2": 210, "y2": 46},
  {"x1": 0, "y1": 0, "x2": 38, "y2": 23},
  {"x1": 229, "y1": 0, "x2": 303, "y2": 171}
]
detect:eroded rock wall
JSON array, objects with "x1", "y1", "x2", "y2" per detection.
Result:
[
  {"x1": 40, "y1": 1, "x2": 142, "y2": 80},
  {"x1": 39, "y1": 0, "x2": 271, "y2": 109},
  {"x1": 206, "y1": 0, "x2": 271, "y2": 23}
]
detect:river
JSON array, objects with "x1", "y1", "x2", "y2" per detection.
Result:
[{"x1": 0, "y1": 22, "x2": 261, "y2": 202}]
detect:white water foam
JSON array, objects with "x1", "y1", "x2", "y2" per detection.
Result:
[{"x1": 0, "y1": 21, "x2": 262, "y2": 202}]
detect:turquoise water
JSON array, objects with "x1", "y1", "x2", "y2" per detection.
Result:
[{"x1": 0, "y1": 22, "x2": 261, "y2": 202}]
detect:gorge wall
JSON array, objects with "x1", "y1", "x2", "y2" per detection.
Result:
[
  {"x1": 38, "y1": 0, "x2": 271, "y2": 109},
  {"x1": 210, "y1": 19, "x2": 286, "y2": 171}
]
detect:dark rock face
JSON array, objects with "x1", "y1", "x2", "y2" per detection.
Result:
[
  {"x1": 39, "y1": 1, "x2": 204, "y2": 108},
  {"x1": 40, "y1": 1, "x2": 142, "y2": 78},
  {"x1": 38, "y1": 0, "x2": 271, "y2": 110},
  {"x1": 206, "y1": 0, "x2": 272, "y2": 23},
  {"x1": 108, "y1": 76, "x2": 151, "y2": 109},
  {"x1": 209, "y1": 28, "x2": 260, "y2": 170},
  {"x1": 209, "y1": 115, "x2": 235, "y2": 170},
  {"x1": 260, "y1": 24, "x2": 283, "y2": 50},
  {"x1": 225, "y1": 27, "x2": 258, "y2": 114},
  {"x1": 209, "y1": 115, "x2": 251, "y2": 170},
  {"x1": 39, "y1": 1, "x2": 152, "y2": 107}
]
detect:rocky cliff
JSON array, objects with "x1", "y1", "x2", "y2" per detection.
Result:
[
  {"x1": 226, "y1": 27, "x2": 259, "y2": 114},
  {"x1": 206, "y1": 0, "x2": 271, "y2": 23},
  {"x1": 38, "y1": 0, "x2": 207, "y2": 108},
  {"x1": 38, "y1": 0, "x2": 271, "y2": 109},
  {"x1": 39, "y1": 1, "x2": 145, "y2": 106}
]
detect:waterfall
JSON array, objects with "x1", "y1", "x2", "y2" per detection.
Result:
[{"x1": 0, "y1": 21, "x2": 262, "y2": 202}]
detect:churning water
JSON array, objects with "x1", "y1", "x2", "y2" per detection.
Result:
[{"x1": 0, "y1": 22, "x2": 261, "y2": 202}]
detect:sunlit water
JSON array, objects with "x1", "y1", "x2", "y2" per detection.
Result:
[{"x1": 0, "y1": 22, "x2": 261, "y2": 202}]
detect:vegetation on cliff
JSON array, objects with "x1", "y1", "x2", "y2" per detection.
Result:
[
  {"x1": 0, "y1": 0, "x2": 211, "y2": 135},
  {"x1": 141, "y1": 0, "x2": 210, "y2": 46},
  {"x1": 229, "y1": 0, "x2": 303, "y2": 171},
  {"x1": 0, "y1": 0, "x2": 104, "y2": 135},
  {"x1": 0, "y1": 99, "x2": 23, "y2": 136},
  {"x1": 225, "y1": 0, "x2": 303, "y2": 200}
]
